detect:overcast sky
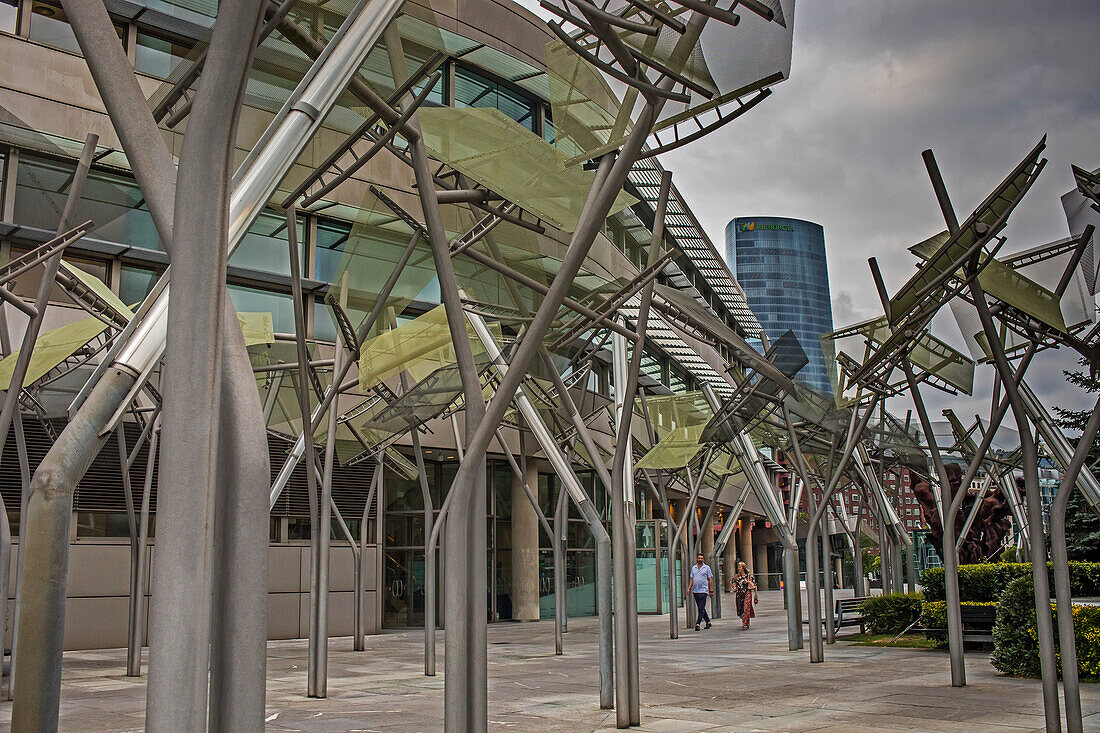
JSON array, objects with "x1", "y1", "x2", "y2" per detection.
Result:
[{"x1": 653, "y1": 0, "x2": 1100, "y2": 427}]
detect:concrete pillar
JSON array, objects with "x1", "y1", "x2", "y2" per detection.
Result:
[
  {"x1": 738, "y1": 520, "x2": 754, "y2": 576},
  {"x1": 721, "y1": 534, "x2": 737, "y2": 592},
  {"x1": 754, "y1": 543, "x2": 768, "y2": 588},
  {"x1": 511, "y1": 455, "x2": 540, "y2": 621},
  {"x1": 700, "y1": 505, "x2": 715, "y2": 563}
]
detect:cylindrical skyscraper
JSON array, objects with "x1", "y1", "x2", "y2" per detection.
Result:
[{"x1": 725, "y1": 217, "x2": 834, "y2": 394}]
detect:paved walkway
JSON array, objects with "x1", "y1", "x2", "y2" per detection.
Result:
[{"x1": 3, "y1": 590, "x2": 1097, "y2": 731}]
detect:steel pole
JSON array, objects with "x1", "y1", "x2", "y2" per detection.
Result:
[
  {"x1": 468, "y1": 312, "x2": 614, "y2": 708},
  {"x1": 1049, "y1": 396, "x2": 1100, "y2": 733},
  {"x1": 970, "y1": 278, "x2": 1059, "y2": 729},
  {"x1": 804, "y1": 398, "x2": 879, "y2": 663},
  {"x1": 711, "y1": 483, "x2": 751, "y2": 621},
  {"x1": 146, "y1": 3, "x2": 269, "y2": 729},
  {"x1": 902, "y1": 361, "x2": 965, "y2": 685}
]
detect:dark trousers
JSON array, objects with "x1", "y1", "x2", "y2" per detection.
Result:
[{"x1": 693, "y1": 592, "x2": 711, "y2": 626}]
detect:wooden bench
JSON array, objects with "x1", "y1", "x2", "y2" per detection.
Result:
[
  {"x1": 960, "y1": 605, "x2": 996, "y2": 644},
  {"x1": 802, "y1": 596, "x2": 869, "y2": 634},
  {"x1": 834, "y1": 597, "x2": 867, "y2": 633}
]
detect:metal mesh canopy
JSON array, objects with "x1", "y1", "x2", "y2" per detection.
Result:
[
  {"x1": 634, "y1": 391, "x2": 713, "y2": 469},
  {"x1": 547, "y1": 0, "x2": 795, "y2": 165},
  {"x1": 654, "y1": 282, "x2": 789, "y2": 390},
  {"x1": 627, "y1": 159, "x2": 762, "y2": 338},
  {"x1": 822, "y1": 316, "x2": 975, "y2": 401},
  {"x1": 886, "y1": 138, "x2": 1046, "y2": 331},
  {"x1": 911, "y1": 231, "x2": 1069, "y2": 333},
  {"x1": 417, "y1": 107, "x2": 638, "y2": 231},
  {"x1": 357, "y1": 304, "x2": 493, "y2": 390}
]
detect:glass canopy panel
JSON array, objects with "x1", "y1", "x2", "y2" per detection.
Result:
[
  {"x1": 61, "y1": 262, "x2": 134, "y2": 321},
  {"x1": 357, "y1": 304, "x2": 493, "y2": 390},
  {"x1": 0, "y1": 316, "x2": 111, "y2": 390},
  {"x1": 238, "y1": 312, "x2": 275, "y2": 346},
  {"x1": 887, "y1": 139, "x2": 1046, "y2": 330},
  {"x1": 634, "y1": 422, "x2": 705, "y2": 470},
  {"x1": 553, "y1": 0, "x2": 794, "y2": 165},
  {"x1": 822, "y1": 316, "x2": 975, "y2": 400},
  {"x1": 417, "y1": 107, "x2": 638, "y2": 232},
  {"x1": 910, "y1": 231, "x2": 1069, "y2": 333},
  {"x1": 323, "y1": 189, "x2": 438, "y2": 339}
]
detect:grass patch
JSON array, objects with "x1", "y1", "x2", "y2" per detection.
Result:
[{"x1": 845, "y1": 633, "x2": 940, "y2": 650}]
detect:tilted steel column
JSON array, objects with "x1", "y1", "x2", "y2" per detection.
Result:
[
  {"x1": 113, "y1": 0, "x2": 406, "y2": 380},
  {"x1": 1020, "y1": 381, "x2": 1100, "y2": 514},
  {"x1": 710, "y1": 483, "x2": 751, "y2": 620},
  {"x1": 611, "y1": 327, "x2": 637, "y2": 727},
  {"x1": 1049, "y1": 396, "x2": 1100, "y2": 733},
  {"x1": 999, "y1": 473, "x2": 1029, "y2": 547},
  {"x1": 969, "y1": 277, "x2": 1060, "y2": 728},
  {"x1": 468, "y1": 312, "x2": 614, "y2": 710},
  {"x1": 727, "y1": 431, "x2": 800, "y2": 648}
]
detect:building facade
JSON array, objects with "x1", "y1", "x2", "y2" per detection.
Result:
[
  {"x1": 0, "y1": 0, "x2": 777, "y2": 648},
  {"x1": 725, "y1": 216, "x2": 833, "y2": 394}
]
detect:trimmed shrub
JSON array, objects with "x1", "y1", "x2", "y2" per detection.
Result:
[
  {"x1": 921, "y1": 600, "x2": 999, "y2": 647},
  {"x1": 992, "y1": 576, "x2": 1100, "y2": 680},
  {"x1": 860, "y1": 593, "x2": 923, "y2": 634},
  {"x1": 991, "y1": 577, "x2": 1038, "y2": 676},
  {"x1": 921, "y1": 562, "x2": 1100, "y2": 603}
]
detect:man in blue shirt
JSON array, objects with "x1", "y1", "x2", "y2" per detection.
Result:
[{"x1": 688, "y1": 553, "x2": 713, "y2": 631}]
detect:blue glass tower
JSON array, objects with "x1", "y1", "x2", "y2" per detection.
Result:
[{"x1": 725, "y1": 217, "x2": 834, "y2": 394}]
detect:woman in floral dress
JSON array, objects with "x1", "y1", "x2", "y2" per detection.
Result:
[{"x1": 732, "y1": 561, "x2": 758, "y2": 629}]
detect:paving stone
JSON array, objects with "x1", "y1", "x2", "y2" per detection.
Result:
[{"x1": 3, "y1": 589, "x2": 1097, "y2": 732}]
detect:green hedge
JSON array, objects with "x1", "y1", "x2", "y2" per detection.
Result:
[
  {"x1": 991, "y1": 576, "x2": 1100, "y2": 680},
  {"x1": 921, "y1": 600, "x2": 999, "y2": 647},
  {"x1": 921, "y1": 562, "x2": 1100, "y2": 602},
  {"x1": 860, "y1": 593, "x2": 923, "y2": 634}
]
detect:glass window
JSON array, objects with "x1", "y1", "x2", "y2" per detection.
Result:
[
  {"x1": 0, "y1": 1, "x2": 16, "y2": 34},
  {"x1": 27, "y1": 2, "x2": 124, "y2": 54},
  {"x1": 314, "y1": 217, "x2": 352, "y2": 283},
  {"x1": 134, "y1": 30, "x2": 194, "y2": 79},
  {"x1": 230, "y1": 210, "x2": 302, "y2": 277},
  {"x1": 15, "y1": 154, "x2": 161, "y2": 250},
  {"x1": 8, "y1": 246, "x2": 108, "y2": 304},
  {"x1": 119, "y1": 265, "x2": 160, "y2": 307},
  {"x1": 454, "y1": 65, "x2": 536, "y2": 131},
  {"x1": 75, "y1": 512, "x2": 131, "y2": 538},
  {"x1": 227, "y1": 284, "x2": 296, "y2": 334}
]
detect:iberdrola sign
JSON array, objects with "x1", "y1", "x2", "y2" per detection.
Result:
[{"x1": 740, "y1": 222, "x2": 795, "y2": 232}]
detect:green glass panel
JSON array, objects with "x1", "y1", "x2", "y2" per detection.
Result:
[
  {"x1": 0, "y1": 316, "x2": 110, "y2": 390},
  {"x1": 417, "y1": 107, "x2": 637, "y2": 232}
]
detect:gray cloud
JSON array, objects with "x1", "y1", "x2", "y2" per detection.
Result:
[{"x1": 660, "y1": 0, "x2": 1100, "y2": 423}]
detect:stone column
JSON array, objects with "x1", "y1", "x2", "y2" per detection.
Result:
[
  {"x1": 700, "y1": 505, "x2": 715, "y2": 567},
  {"x1": 738, "y1": 520, "x2": 754, "y2": 576},
  {"x1": 511, "y1": 452, "x2": 540, "y2": 621},
  {"x1": 754, "y1": 543, "x2": 768, "y2": 588},
  {"x1": 721, "y1": 533, "x2": 737, "y2": 592}
]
